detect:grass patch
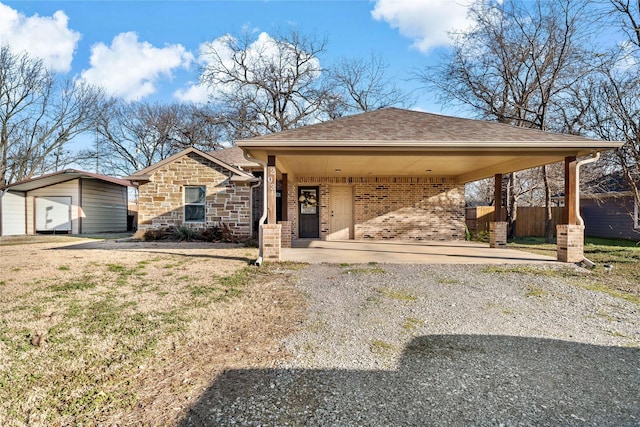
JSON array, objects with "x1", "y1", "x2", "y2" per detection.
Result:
[
  {"x1": 375, "y1": 287, "x2": 417, "y2": 302},
  {"x1": 57, "y1": 265, "x2": 70, "y2": 271},
  {"x1": 370, "y1": 339, "x2": 397, "y2": 357},
  {"x1": 402, "y1": 317, "x2": 425, "y2": 331},
  {"x1": 341, "y1": 265, "x2": 387, "y2": 275},
  {"x1": 50, "y1": 276, "x2": 96, "y2": 292},
  {"x1": 526, "y1": 285, "x2": 548, "y2": 298},
  {"x1": 0, "y1": 242, "x2": 303, "y2": 425},
  {"x1": 510, "y1": 237, "x2": 640, "y2": 302},
  {"x1": 436, "y1": 278, "x2": 462, "y2": 285}
]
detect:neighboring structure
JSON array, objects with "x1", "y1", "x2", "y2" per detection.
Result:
[
  {"x1": 0, "y1": 170, "x2": 132, "y2": 236},
  {"x1": 237, "y1": 107, "x2": 622, "y2": 262},
  {"x1": 126, "y1": 147, "x2": 259, "y2": 239},
  {"x1": 581, "y1": 173, "x2": 639, "y2": 241}
]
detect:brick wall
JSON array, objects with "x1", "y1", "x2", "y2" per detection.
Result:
[
  {"x1": 293, "y1": 176, "x2": 465, "y2": 241},
  {"x1": 138, "y1": 152, "x2": 252, "y2": 238}
]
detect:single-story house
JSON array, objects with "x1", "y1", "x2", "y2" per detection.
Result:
[
  {"x1": 126, "y1": 148, "x2": 260, "y2": 238},
  {"x1": 581, "y1": 173, "x2": 639, "y2": 241},
  {"x1": 130, "y1": 108, "x2": 622, "y2": 262},
  {"x1": 0, "y1": 169, "x2": 133, "y2": 236}
]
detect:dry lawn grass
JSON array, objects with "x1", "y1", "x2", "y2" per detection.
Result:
[{"x1": 0, "y1": 236, "x2": 305, "y2": 426}]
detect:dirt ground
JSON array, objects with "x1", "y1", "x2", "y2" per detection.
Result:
[{"x1": 0, "y1": 236, "x2": 305, "y2": 426}]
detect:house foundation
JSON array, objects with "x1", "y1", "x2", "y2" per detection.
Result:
[
  {"x1": 557, "y1": 224, "x2": 584, "y2": 263},
  {"x1": 489, "y1": 222, "x2": 508, "y2": 248}
]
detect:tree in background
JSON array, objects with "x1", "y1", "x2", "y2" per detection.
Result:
[
  {"x1": 199, "y1": 30, "x2": 333, "y2": 138},
  {"x1": 582, "y1": 0, "x2": 640, "y2": 217},
  {"x1": 0, "y1": 45, "x2": 107, "y2": 185},
  {"x1": 326, "y1": 52, "x2": 413, "y2": 117},
  {"x1": 93, "y1": 101, "x2": 225, "y2": 176},
  {"x1": 418, "y1": 0, "x2": 593, "y2": 241}
]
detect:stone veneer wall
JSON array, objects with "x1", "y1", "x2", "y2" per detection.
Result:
[
  {"x1": 138, "y1": 152, "x2": 252, "y2": 238},
  {"x1": 292, "y1": 176, "x2": 465, "y2": 241}
]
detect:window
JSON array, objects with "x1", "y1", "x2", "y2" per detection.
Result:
[
  {"x1": 635, "y1": 198, "x2": 639, "y2": 229},
  {"x1": 184, "y1": 186, "x2": 206, "y2": 223}
]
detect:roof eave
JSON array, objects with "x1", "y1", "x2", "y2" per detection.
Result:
[{"x1": 238, "y1": 140, "x2": 624, "y2": 150}]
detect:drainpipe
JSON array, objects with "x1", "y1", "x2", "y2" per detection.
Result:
[
  {"x1": 243, "y1": 149, "x2": 268, "y2": 266},
  {"x1": 575, "y1": 152, "x2": 600, "y2": 268}
]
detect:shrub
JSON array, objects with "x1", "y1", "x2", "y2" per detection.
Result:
[{"x1": 200, "y1": 225, "x2": 223, "y2": 242}]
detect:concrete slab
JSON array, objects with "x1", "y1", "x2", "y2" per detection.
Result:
[{"x1": 282, "y1": 240, "x2": 558, "y2": 265}]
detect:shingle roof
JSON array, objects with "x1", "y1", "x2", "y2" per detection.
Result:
[
  {"x1": 240, "y1": 107, "x2": 600, "y2": 144},
  {"x1": 209, "y1": 146, "x2": 260, "y2": 169},
  {"x1": 2, "y1": 169, "x2": 132, "y2": 191}
]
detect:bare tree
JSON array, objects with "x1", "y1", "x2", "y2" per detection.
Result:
[
  {"x1": 418, "y1": 0, "x2": 593, "y2": 241},
  {"x1": 94, "y1": 101, "x2": 225, "y2": 176},
  {"x1": 326, "y1": 52, "x2": 413, "y2": 117},
  {"x1": 0, "y1": 45, "x2": 107, "y2": 185},
  {"x1": 582, "y1": 0, "x2": 640, "y2": 218},
  {"x1": 199, "y1": 29, "x2": 334, "y2": 138}
]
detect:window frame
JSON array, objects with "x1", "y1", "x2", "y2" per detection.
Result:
[{"x1": 184, "y1": 185, "x2": 206, "y2": 223}]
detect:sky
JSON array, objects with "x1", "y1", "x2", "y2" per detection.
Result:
[{"x1": 0, "y1": 0, "x2": 478, "y2": 114}]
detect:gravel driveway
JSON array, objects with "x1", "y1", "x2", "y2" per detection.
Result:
[{"x1": 184, "y1": 263, "x2": 639, "y2": 426}]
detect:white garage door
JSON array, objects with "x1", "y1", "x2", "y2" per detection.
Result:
[{"x1": 35, "y1": 196, "x2": 71, "y2": 232}]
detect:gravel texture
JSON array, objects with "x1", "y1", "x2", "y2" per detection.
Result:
[{"x1": 184, "y1": 263, "x2": 640, "y2": 426}]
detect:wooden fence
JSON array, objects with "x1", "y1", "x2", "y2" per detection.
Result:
[{"x1": 465, "y1": 206, "x2": 566, "y2": 238}]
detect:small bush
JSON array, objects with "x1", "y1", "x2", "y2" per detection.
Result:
[
  {"x1": 142, "y1": 228, "x2": 172, "y2": 241},
  {"x1": 172, "y1": 225, "x2": 199, "y2": 241},
  {"x1": 200, "y1": 225, "x2": 223, "y2": 242}
]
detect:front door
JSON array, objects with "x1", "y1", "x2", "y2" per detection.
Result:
[
  {"x1": 298, "y1": 187, "x2": 319, "y2": 238},
  {"x1": 329, "y1": 186, "x2": 353, "y2": 240}
]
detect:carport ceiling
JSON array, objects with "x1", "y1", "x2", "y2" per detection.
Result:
[
  {"x1": 243, "y1": 144, "x2": 615, "y2": 184},
  {"x1": 238, "y1": 108, "x2": 623, "y2": 183}
]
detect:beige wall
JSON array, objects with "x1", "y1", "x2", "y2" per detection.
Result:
[
  {"x1": 289, "y1": 176, "x2": 465, "y2": 241},
  {"x1": 138, "y1": 152, "x2": 252, "y2": 238}
]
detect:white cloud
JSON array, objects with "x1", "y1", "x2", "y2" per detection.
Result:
[
  {"x1": 371, "y1": 0, "x2": 473, "y2": 53},
  {"x1": 81, "y1": 32, "x2": 193, "y2": 101},
  {"x1": 0, "y1": 2, "x2": 80, "y2": 72},
  {"x1": 178, "y1": 32, "x2": 321, "y2": 104},
  {"x1": 174, "y1": 83, "x2": 210, "y2": 104}
]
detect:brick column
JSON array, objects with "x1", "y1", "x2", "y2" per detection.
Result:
[
  {"x1": 262, "y1": 224, "x2": 281, "y2": 262},
  {"x1": 489, "y1": 221, "x2": 507, "y2": 248},
  {"x1": 279, "y1": 221, "x2": 291, "y2": 248},
  {"x1": 557, "y1": 224, "x2": 584, "y2": 263}
]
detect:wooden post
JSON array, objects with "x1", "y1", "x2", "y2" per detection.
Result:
[
  {"x1": 564, "y1": 156, "x2": 577, "y2": 225},
  {"x1": 267, "y1": 155, "x2": 277, "y2": 224},
  {"x1": 494, "y1": 173, "x2": 503, "y2": 222},
  {"x1": 281, "y1": 173, "x2": 288, "y2": 221}
]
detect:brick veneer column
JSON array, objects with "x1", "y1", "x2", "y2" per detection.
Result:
[
  {"x1": 489, "y1": 222, "x2": 507, "y2": 248},
  {"x1": 279, "y1": 221, "x2": 291, "y2": 248},
  {"x1": 557, "y1": 224, "x2": 584, "y2": 263},
  {"x1": 262, "y1": 223, "x2": 282, "y2": 262}
]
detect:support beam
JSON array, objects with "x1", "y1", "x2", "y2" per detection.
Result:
[
  {"x1": 564, "y1": 156, "x2": 577, "y2": 225},
  {"x1": 267, "y1": 155, "x2": 277, "y2": 224},
  {"x1": 281, "y1": 173, "x2": 288, "y2": 221},
  {"x1": 494, "y1": 173, "x2": 503, "y2": 222}
]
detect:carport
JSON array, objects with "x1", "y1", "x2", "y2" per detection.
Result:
[{"x1": 238, "y1": 108, "x2": 622, "y2": 264}]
